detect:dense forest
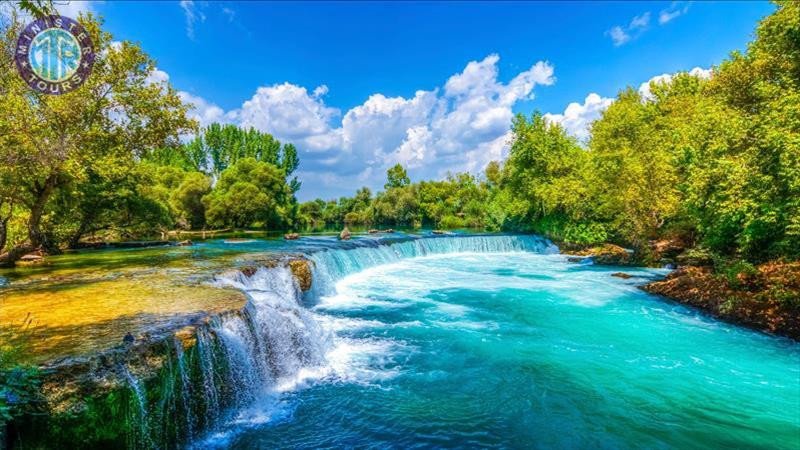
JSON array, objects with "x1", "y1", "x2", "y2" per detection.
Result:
[{"x1": 0, "y1": 1, "x2": 798, "y2": 270}]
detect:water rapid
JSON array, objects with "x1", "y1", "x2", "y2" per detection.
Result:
[
  {"x1": 183, "y1": 234, "x2": 557, "y2": 446},
  {"x1": 116, "y1": 234, "x2": 798, "y2": 449}
]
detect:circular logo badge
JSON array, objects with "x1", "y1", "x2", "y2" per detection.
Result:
[{"x1": 14, "y1": 15, "x2": 95, "y2": 95}]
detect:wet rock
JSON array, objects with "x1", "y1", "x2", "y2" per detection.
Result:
[
  {"x1": 383, "y1": 229, "x2": 395, "y2": 233},
  {"x1": 432, "y1": 230, "x2": 446, "y2": 235},
  {"x1": 123, "y1": 333, "x2": 134, "y2": 345},
  {"x1": 174, "y1": 326, "x2": 197, "y2": 349},
  {"x1": 339, "y1": 227, "x2": 351, "y2": 240},
  {"x1": 648, "y1": 237, "x2": 688, "y2": 263},
  {"x1": 368, "y1": 229, "x2": 379, "y2": 234},
  {"x1": 567, "y1": 256, "x2": 585, "y2": 263},
  {"x1": 611, "y1": 272, "x2": 633, "y2": 279},
  {"x1": 176, "y1": 239, "x2": 193, "y2": 246},
  {"x1": 284, "y1": 233, "x2": 300, "y2": 240},
  {"x1": 288, "y1": 259, "x2": 313, "y2": 291},
  {"x1": 224, "y1": 238, "x2": 256, "y2": 244},
  {"x1": 19, "y1": 253, "x2": 44, "y2": 262}
]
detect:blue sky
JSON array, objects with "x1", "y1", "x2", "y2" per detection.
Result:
[{"x1": 53, "y1": 1, "x2": 774, "y2": 200}]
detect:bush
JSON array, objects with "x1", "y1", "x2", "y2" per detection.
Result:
[
  {"x1": 563, "y1": 222, "x2": 609, "y2": 245},
  {"x1": 344, "y1": 212, "x2": 361, "y2": 224},
  {"x1": 439, "y1": 215, "x2": 467, "y2": 229},
  {"x1": 715, "y1": 258, "x2": 759, "y2": 290}
]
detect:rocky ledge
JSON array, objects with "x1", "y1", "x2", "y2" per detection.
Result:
[
  {"x1": 642, "y1": 262, "x2": 800, "y2": 340},
  {"x1": 4, "y1": 256, "x2": 316, "y2": 448}
]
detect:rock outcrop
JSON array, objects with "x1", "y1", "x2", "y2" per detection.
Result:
[
  {"x1": 19, "y1": 253, "x2": 44, "y2": 262},
  {"x1": 339, "y1": 227, "x2": 351, "y2": 240},
  {"x1": 7, "y1": 256, "x2": 318, "y2": 448},
  {"x1": 642, "y1": 262, "x2": 800, "y2": 340},
  {"x1": 647, "y1": 237, "x2": 688, "y2": 266},
  {"x1": 288, "y1": 259, "x2": 313, "y2": 292}
]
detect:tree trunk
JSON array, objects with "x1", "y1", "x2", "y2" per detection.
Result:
[
  {"x1": 0, "y1": 217, "x2": 8, "y2": 254},
  {"x1": 0, "y1": 175, "x2": 61, "y2": 267},
  {"x1": 0, "y1": 243, "x2": 34, "y2": 268},
  {"x1": 27, "y1": 174, "x2": 59, "y2": 254},
  {"x1": 67, "y1": 218, "x2": 90, "y2": 249}
]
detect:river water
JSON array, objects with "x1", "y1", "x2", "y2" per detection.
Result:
[{"x1": 195, "y1": 235, "x2": 800, "y2": 449}]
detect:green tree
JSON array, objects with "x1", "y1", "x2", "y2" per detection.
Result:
[
  {"x1": 385, "y1": 164, "x2": 411, "y2": 189},
  {"x1": 0, "y1": 11, "x2": 194, "y2": 265},
  {"x1": 373, "y1": 185, "x2": 420, "y2": 226},
  {"x1": 700, "y1": 0, "x2": 800, "y2": 259},
  {"x1": 171, "y1": 172, "x2": 212, "y2": 229},
  {"x1": 203, "y1": 158, "x2": 292, "y2": 229},
  {"x1": 501, "y1": 113, "x2": 589, "y2": 227}
]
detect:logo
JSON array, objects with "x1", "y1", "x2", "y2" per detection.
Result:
[{"x1": 14, "y1": 15, "x2": 95, "y2": 95}]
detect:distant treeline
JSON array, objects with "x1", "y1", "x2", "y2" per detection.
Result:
[
  {"x1": 303, "y1": 1, "x2": 799, "y2": 266},
  {"x1": 1, "y1": 2, "x2": 797, "y2": 267}
]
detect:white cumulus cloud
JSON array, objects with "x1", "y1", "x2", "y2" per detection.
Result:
[
  {"x1": 237, "y1": 83, "x2": 342, "y2": 151},
  {"x1": 178, "y1": 91, "x2": 235, "y2": 128},
  {"x1": 182, "y1": 54, "x2": 556, "y2": 198},
  {"x1": 544, "y1": 93, "x2": 614, "y2": 143}
]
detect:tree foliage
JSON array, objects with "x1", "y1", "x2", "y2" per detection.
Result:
[
  {"x1": 0, "y1": 10, "x2": 194, "y2": 263},
  {"x1": 0, "y1": 8, "x2": 302, "y2": 264}
]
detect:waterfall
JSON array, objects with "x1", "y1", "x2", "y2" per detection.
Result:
[
  {"x1": 207, "y1": 234, "x2": 554, "y2": 396},
  {"x1": 174, "y1": 341, "x2": 194, "y2": 439},
  {"x1": 309, "y1": 234, "x2": 557, "y2": 296},
  {"x1": 121, "y1": 364, "x2": 153, "y2": 448},
  {"x1": 117, "y1": 234, "x2": 555, "y2": 448}
]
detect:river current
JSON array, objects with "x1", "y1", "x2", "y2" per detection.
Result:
[{"x1": 192, "y1": 235, "x2": 800, "y2": 449}]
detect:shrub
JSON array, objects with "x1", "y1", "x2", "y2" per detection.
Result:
[
  {"x1": 715, "y1": 258, "x2": 759, "y2": 290},
  {"x1": 563, "y1": 222, "x2": 609, "y2": 246},
  {"x1": 439, "y1": 215, "x2": 467, "y2": 229}
]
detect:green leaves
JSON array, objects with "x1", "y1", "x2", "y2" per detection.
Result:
[
  {"x1": 202, "y1": 158, "x2": 293, "y2": 230},
  {"x1": 385, "y1": 164, "x2": 411, "y2": 190},
  {"x1": 489, "y1": 1, "x2": 799, "y2": 264}
]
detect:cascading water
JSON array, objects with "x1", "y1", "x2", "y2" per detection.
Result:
[
  {"x1": 309, "y1": 234, "x2": 557, "y2": 296},
  {"x1": 176, "y1": 234, "x2": 557, "y2": 446},
  {"x1": 121, "y1": 364, "x2": 153, "y2": 448},
  {"x1": 108, "y1": 234, "x2": 798, "y2": 448},
  {"x1": 173, "y1": 341, "x2": 194, "y2": 439}
]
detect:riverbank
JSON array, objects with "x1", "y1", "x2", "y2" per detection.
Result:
[
  {"x1": 563, "y1": 243, "x2": 800, "y2": 340},
  {"x1": 642, "y1": 262, "x2": 800, "y2": 340}
]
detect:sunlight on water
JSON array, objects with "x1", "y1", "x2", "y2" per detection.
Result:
[{"x1": 193, "y1": 236, "x2": 799, "y2": 449}]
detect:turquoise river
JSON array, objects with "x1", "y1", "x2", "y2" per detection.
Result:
[{"x1": 175, "y1": 235, "x2": 800, "y2": 449}]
